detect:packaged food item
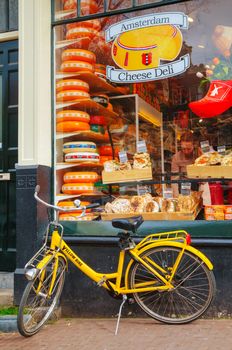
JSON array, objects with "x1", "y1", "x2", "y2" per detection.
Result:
[
  {"x1": 56, "y1": 90, "x2": 90, "y2": 102},
  {"x1": 65, "y1": 152, "x2": 99, "y2": 163},
  {"x1": 105, "y1": 198, "x2": 132, "y2": 214},
  {"x1": 225, "y1": 206, "x2": 232, "y2": 214},
  {"x1": 99, "y1": 145, "x2": 113, "y2": 156},
  {"x1": 204, "y1": 205, "x2": 225, "y2": 215},
  {"x1": 225, "y1": 213, "x2": 232, "y2": 220},
  {"x1": 90, "y1": 124, "x2": 105, "y2": 134},
  {"x1": 104, "y1": 160, "x2": 120, "y2": 172},
  {"x1": 91, "y1": 93, "x2": 109, "y2": 107},
  {"x1": 221, "y1": 152, "x2": 232, "y2": 166},
  {"x1": 56, "y1": 121, "x2": 90, "y2": 132},
  {"x1": 133, "y1": 152, "x2": 151, "y2": 169},
  {"x1": 205, "y1": 213, "x2": 225, "y2": 220},
  {"x1": 56, "y1": 110, "x2": 90, "y2": 123},
  {"x1": 61, "y1": 49, "x2": 96, "y2": 64},
  {"x1": 63, "y1": 171, "x2": 98, "y2": 183},
  {"x1": 89, "y1": 115, "x2": 106, "y2": 125},
  {"x1": 63, "y1": 141, "x2": 97, "y2": 153},
  {"x1": 194, "y1": 154, "x2": 210, "y2": 166},
  {"x1": 56, "y1": 79, "x2": 89, "y2": 93}
]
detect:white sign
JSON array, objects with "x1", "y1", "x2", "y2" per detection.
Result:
[
  {"x1": 107, "y1": 54, "x2": 190, "y2": 83},
  {"x1": 105, "y1": 12, "x2": 189, "y2": 42}
]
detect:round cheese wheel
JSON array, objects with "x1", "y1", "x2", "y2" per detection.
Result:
[
  {"x1": 56, "y1": 79, "x2": 89, "y2": 93},
  {"x1": 59, "y1": 213, "x2": 97, "y2": 221},
  {"x1": 56, "y1": 110, "x2": 90, "y2": 123},
  {"x1": 62, "y1": 183, "x2": 95, "y2": 194},
  {"x1": 66, "y1": 19, "x2": 101, "y2": 31},
  {"x1": 94, "y1": 64, "x2": 106, "y2": 75},
  {"x1": 61, "y1": 60, "x2": 94, "y2": 73},
  {"x1": 66, "y1": 27, "x2": 98, "y2": 40},
  {"x1": 99, "y1": 145, "x2": 113, "y2": 156},
  {"x1": 65, "y1": 152, "x2": 100, "y2": 163},
  {"x1": 56, "y1": 121, "x2": 90, "y2": 132},
  {"x1": 90, "y1": 124, "x2": 105, "y2": 134},
  {"x1": 62, "y1": 49, "x2": 96, "y2": 64},
  {"x1": 63, "y1": 141, "x2": 97, "y2": 154},
  {"x1": 63, "y1": 171, "x2": 98, "y2": 183},
  {"x1": 56, "y1": 90, "x2": 90, "y2": 102},
  {"x1": 89, "y1": 115, "x2": 106, "y2": 126},
  {"x1": 58, "y1": 200, "x2": 91, "y2": 213}
]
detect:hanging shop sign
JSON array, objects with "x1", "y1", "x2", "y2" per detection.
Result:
[{"x1": 106, "y1": 12, "x2": 190, "y2": 83}]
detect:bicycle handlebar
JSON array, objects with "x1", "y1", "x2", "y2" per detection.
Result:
[{"x1": 34, "y1": 186, "x2": 100, "y2": 213}]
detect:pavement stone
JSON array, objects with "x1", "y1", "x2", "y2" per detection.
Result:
[{"x1": 0, "y1": 318, "x2": 232, "y2": 350}]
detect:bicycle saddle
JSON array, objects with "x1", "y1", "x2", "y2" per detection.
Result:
[{"x1": 112, "y1": 216, "x2": 144, "y2": 233}]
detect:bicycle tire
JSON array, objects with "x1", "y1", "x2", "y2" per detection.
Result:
[
  {"x1": 17, "y1": 255, "x2": 66, "y2": 337},
  {"x1": 129, "y1": 246, "x2": 216, "y2": 324}
]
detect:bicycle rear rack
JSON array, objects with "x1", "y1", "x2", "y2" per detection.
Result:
[{"x1": 136, "y1": 230, "x2": 189, "y2": 250}]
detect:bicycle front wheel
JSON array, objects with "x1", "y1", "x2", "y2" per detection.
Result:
[
  {"x1": 129, "y1": 246, "x2": 216, "y2": 324},
  {"x1": 17, "y1": 255, "x2": 66, "y2": 337}
]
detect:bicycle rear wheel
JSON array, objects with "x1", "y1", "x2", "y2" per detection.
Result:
[
  {"x1": 17, "y1": 255, "x2": 66, "y2": 337},
  {"x1": 129, "y1": 246, "x2": 216, "y2": 324}
]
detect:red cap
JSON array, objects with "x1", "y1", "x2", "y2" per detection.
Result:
[{"x1": 189, "y1": 80, "x2": 232, "y2": 118}]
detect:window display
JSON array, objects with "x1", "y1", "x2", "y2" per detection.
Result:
[{"x1": 53, "y1": 0, "x2": 232, "y2": 228}]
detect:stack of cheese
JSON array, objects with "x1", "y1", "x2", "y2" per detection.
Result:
[
  {"x1": 56, "y1": 110, "x2": 90, "y2": 133},
  {"x1": 63, "y1": 141, "x2": 100, "y2": 164},
  {"x1": 58, "y1": 199, "x2": 98, "y2": 221},
  {"x1": 62, "y1": 170, "x2": 99, "y2": 196}
]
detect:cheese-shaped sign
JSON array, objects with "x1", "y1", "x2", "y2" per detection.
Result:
[{"x1": 106, "y1": 12, "x2": 190, "y2": 83}]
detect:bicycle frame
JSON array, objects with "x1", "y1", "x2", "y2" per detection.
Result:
[{"x1": 41, "y1": 228, "x2": 194, "y2": 295}]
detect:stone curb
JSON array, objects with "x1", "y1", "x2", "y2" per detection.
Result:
[{"x1": 0, "y1": 315, "x2": 18, "y2": 333}]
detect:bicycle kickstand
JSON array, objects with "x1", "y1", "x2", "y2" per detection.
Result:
[{"x1": 115, "y1": 294, "x2": 127, "y2": 336}]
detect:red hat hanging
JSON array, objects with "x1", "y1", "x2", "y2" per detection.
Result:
[{"x1": 189, "y1": 80, "x2": 232, "y2": 118}]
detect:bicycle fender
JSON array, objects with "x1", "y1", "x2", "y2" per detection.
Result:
[
  {"x1": 36, "y1": 252, "x2": 68, "y2": 270},
  {"x1": 125, "y1": 241, "x2": 213, "y2": 289}
]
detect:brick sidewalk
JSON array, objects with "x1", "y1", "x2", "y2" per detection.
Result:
[{"x1": 0, "y1": 318, "x2": 231, "y2": 350}]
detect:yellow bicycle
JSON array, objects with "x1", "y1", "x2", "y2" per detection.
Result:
[{"x1": 17, "y1": 186, "x2": 216, "y2": 337}]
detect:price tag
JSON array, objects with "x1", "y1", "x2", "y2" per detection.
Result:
[
  {"x1": 118, "y1": 151, "x2": 128, "y2": 164},
  {"x1": 217, "y1": 145, "x2": 226, "y2": 155},
  {"x1": 181, "y1": 182, "x2": 191, "y2": 196},
  {"x1": 163, "y1": 188, "x2": 173, "y2": 199},
  {"x1": 137, "y1": 185, "x2": 150, "y2": 196},
  {"x1": 137, "y1": 140, "x2": 147, "y2": 153},
  {"x1": 200, "y1": 140, "x2": 210, "y2": 153}
]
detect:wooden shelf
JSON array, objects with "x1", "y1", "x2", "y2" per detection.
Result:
[
  {"x1": 56, "y1": 130, "x2": 110, "y2": 142},
  {"x1": 56, "y1": 162, "x2": 103, "y2": 170},
  {"x1": 56, "y1": 99, "x2": 118, "y2": 122},
  {"x1": 56, "y1": 71, "x2": 124, "y2": 96}
]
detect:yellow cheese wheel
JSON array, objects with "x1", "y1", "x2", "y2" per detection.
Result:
[
  {"x1": 64, "y1": 152, "x2": 100, "y2": 163},
  {"x1": 63, "y1": 171, "x2": 98, "y2": 183},
  {"x1": 56, "y1": 90, "x2": 90, "y2": 102},
  {"x1": 63, "y1": 141, "x2": 97, "y2": 154},
  {"x1": 62, "y1": 49, "x2": 96, "y2": 64},
  {"x1": 62, "y1": 183, "x2": 94, "y2": 194},
  {"x1": 61, "y1": 60, "x2": 94, "y2": 73},
  {"x1": 66, "y1": 19, "x2": 101, "y2": 32},
  {"x1": 56, "y1": 79, "x2": 89, "y2": 93},
  {"x1": 56, "y1": 110, "x2": 90, "y2": 123},
  {"x1": 66, "y1": 27, "x2": 98, "y2": 40},
  {"x1": 59, "y1": 213, "x2": 97, "y2": 221},
  {"x1": 56, "y1": 121, "x2": 90, "y2": 132},
  {"x1": 112, "y1": 24, "x2": 182, "y2": 70}
]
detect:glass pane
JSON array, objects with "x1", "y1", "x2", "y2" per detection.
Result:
[
  {"x1": 0, "y1": 1, "x2": 7, "y2": 33},
  {"x1": 53, "y1": 0, "x2": 232, "y2": 228},
  {"x1": 9, "y1": 0, "x2": 18, "y2": 31},
  {"x1": 107, "y1": 0, "x2": 132, "y2": 11},
  {"x1": 0, "y1": 74, "x2": 2, "y2": 149},
  {"x1": 54, "y1": 0, "x2": 103, "y2": 20},
  {"x1": 136, "y1": 0, "x2": 165, "y2": 5}
]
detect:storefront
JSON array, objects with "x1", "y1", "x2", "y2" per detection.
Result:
[{"x1": 15, "y1": 0, "x2": 232, "y2": 316}]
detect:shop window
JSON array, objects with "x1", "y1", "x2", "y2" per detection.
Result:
[{"x1": 53, "y1": 0, "x2": 232, "y2": 231}]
